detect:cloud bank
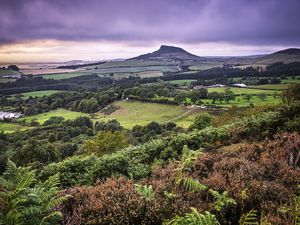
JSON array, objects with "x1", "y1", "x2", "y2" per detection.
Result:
[{"x1": 0, "y1": 0, "x2": 299, "y2": 46}]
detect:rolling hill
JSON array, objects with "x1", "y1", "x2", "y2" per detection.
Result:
[
  {"x1": 253, "y1": 48, "x2": 300, "y2": 64},
  {"x1": 130, "y1": 45, "x2": 203, "y2": 61}
]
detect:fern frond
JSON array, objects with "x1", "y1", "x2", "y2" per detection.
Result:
[
  {"x1": 182, "y1": 177, "x2": 207, "y2": 193},
  {"x1": 209, "y1": 189, "x2": 237, "y2": 211},
  {"x1": 239, "y1": 209, "x2": 259, "y2": 225},
  {"x1": 134, "y1": 184, "x2": 154, "y2": 201},
  {"x1": 40, "y1": 211, "x2": 63, "y2": 225},
  {"x1": 166, "y1": 208, "x2": 220, "y2": 225}
]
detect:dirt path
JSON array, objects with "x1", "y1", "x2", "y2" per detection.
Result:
[{"x1": 166, "y1": 106, "x2": 200, "y2": 123}]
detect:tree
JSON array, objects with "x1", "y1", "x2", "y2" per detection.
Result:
[
  {"x1": 244, "y1": 94, "x2": 252, "y2": 102},
  {"x1": 12, "y1": 139, "x2": 59, "y2": 166},
  {"x1": 43, "y1": 116, "x2": 64, "y2": 126},
  {"x1": 7, "y1": 65, "x2": 20, "y2": 71},
  {"x1": 95, "y1": 119, "x2": 123, "y2": 132},
  {"x1": 64, "y1": 116, "x2": 93, "y2": 128},
  {"x1": 77, "y1": 97, "x2": 99, "y2": 113},
  {"x1": 0, "y1": 160, "x2": 68, "y2": 225},
  {"x1": 217, "y1": 93, "x2": 225, "y2": 103},
  {"x1": 257, "y1": 93, "x2": 267, "y2": 101},
  {"x1": 281, "y1": 84, "x2": 300, "y2": 104},
  {"x1": 174, "y1": 92, "x2": 187, "y2": 103},
  {"x1": 208, "y1": 92, "x2": 219, "y2": 104},
  {"x1": 190, "y1": 113, "x2": 212, "y2": 130},
  {"x1": 190, "y1": 88, "x2": 208, "y2": 104},
  {"x1": 84, "y1": 131, "x2": 130, "y2": 156},
  {"x1": 224, "y1": 88, "x2": 235, "y2": 103}
]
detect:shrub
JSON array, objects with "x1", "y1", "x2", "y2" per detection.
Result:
[{"x1": 60, "y1": 177, "x2": 174, "y2": 225}]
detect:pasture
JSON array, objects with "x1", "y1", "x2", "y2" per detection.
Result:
[
  {"x1": 207, "y1": 87, "x2": 280, "y2": 95},
  {"x1": 19, "y1": 109, "x2": 89, "y2": 124},
  {"x1": 91, "y1": 65, "x2": 180, "y2": 74},
  {"x1": 108, "y1": 71, "x2": 163, "y2": 79},
  {"x1": 0, "y1": 123, "x2": 33, "y2": 133},
  {"x1": 248, "y1": 84, "x2": 289, "y2": 90},
  {"x1": 189, "y1": 62, "x2": 223, "y2": 71},
  {"x1": 14, "y1": 90, "x2": 64, "y2": 99},
  {"x1": 0, "y1": 69, "x2": 20, "y2": 76},
  {"x1": 0, "y1": 78, "x2": 16, "y2": 83},
  {"x1": 282, "y1": 76, "x2": 300, "y2": 84},
  {"x1": 167, "y1": 79, "x2": 196, "y2": 86},
  {"x1": 201, "y1": 95, "x2": 281, "y2": 107},
  {"x1": 95, "y1": 100, "x2": 194, "y2": 128},
  {"x1": 82, "y1": 59, "x2": 176, "y2": 69},
  {"x1": 42, "y1": 72, "x2": 90, "y2": 80}
]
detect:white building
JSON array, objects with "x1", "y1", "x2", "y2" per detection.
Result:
[
  {"x1": 233, "y1": 83, "x2": 247, "y2": 88},
  {"x1": 0, "y1": 111, "x2": 22, "y2": 120}
]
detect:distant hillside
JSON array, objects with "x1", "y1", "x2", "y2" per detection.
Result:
[
  {"x1": 130, "y1": 45, "x2": 203, "y2": 61},
  {"x1": 255, "y1": 48, "x2": 300, "y2": 64},
  {"x1": 273, "y1": 48, "x2": 300, "y2": 55}
]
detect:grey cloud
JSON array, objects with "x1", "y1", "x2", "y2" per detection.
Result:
[{"x1": 0, "y1": 0, "x2": 299, "y2": 46}]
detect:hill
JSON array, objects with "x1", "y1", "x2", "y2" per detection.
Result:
[
  {"x1": 130, "y1": 45, "x2": 203, "y2": 61},
  {"x1": 254, "y1": 48, "x2": 300, "y2": 64}
]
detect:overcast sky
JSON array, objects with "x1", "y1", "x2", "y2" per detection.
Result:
[{"x1": 0, "y1": 0, "x2": 299, "y2": 62}]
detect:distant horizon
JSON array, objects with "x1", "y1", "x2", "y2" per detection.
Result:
[{"x1": 1, "y1": 44, "x2": 299, "y2": 64}]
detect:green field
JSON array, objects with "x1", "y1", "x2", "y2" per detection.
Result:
[
  {"x1": 207, "y1": 87, "x2": 280, "y2": 95},
  {"x1": 0, "y1": 78, "x2": 16, "y2": 83},
  {"x1": 0, "y1": 123, "x2": 33, "y2": 133},
  {"x1": 94, "y1": 100, "x2": 193, "y2": 128},
  {"x1": 189, "y1": 62, "x2": 223, "y2": 71},
  {"x1": 14, "y1": 90, "x2": 64, "y2": 99},
  {"x1": 82, "y1": 60, "x2": 176, "y2": 69},
  {"x1": 282, "y1": 77, "x2": 300, "y2": 84},
  {"x1": 248, "y1": 84, "x2": 290, "y2": 90},
  {"x1": 167, "y1": 79, "x2": 196, "y2": 86},
  {"x1": 19, "y1": 109, "x2": 89, "y2": 124},
  {"x1": 105, "y1": 71, "x2": 163, "y2": 79},
  {"x1": 42, "y1": 72, "x2": 90, "y2": 80},
  {"x1": 91, "y1": 65, "x2": 180, "y2": 74},
  {"x1": 202, "y1": 95, "x2": 281, "y2": 107},
  {"x1": 0, "y1": 69, "x2": 20, "y2": 76}
]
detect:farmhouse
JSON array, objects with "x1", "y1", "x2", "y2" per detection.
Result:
[
  {"x1": 209, "y1": 84, "x2": 225, "y2": 87},
  {"x1": 233, "y1": 83, "x2": 247, "y2": 88},
  {"x1": 193, "y1": 85, "x2": 206, "y2": 90},
  {"x1": 2, "y1": 74, "x2": 22, "y2": 79},
  {"x1": 0, "y1": 111, "x2": 22, "y2": 120}
]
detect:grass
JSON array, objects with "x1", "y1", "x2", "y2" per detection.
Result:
[
  {"x1": 14, "y1": 90, "x2": 64, "y2": 99},
  {"x1": 17, "y1": 102, "x2": 196, "y2": 129},
  {"x1": 94, "y1": 100, "x2": 191, "y2": 128},
  {"x1": 105, "y1": 71, "x2": 163, "y2": 79},
  {"x1": 248, "y1": 84, "x2": 290, "y2": 90},
  {"x1": 189, "y1": 62, "x2": 223, "y2": 71},
  {"x1": 167, "y1": 79, "x2": 196, "y2": 86},
  {"x1": 42, "y1": 72, "x2": 90, "y2": 80},
  {"x1": 282, "y1": 77, "x2": 300, "y2": 84},
  {"x1": 0, "y1": 123, "x2": 33, "y2": 133},
  {"x1": 91, "y1": 65, "x2": 180, "y2": 74},
  {"x1": 82, "y1": 60, "x2": 176, "y2": 69},
  {"x1": 174, "y1": 109, "x2": 201, "y2": 128},
  {"x1": 18, "y1": 109, "x2": 89, "y2": 124},
  {"x1": 201, "y1": 95, "x2": 281, "y2": 107},
  {"x1": 207, "y1": 87, "x2": 280, "y2": 95},
  {"x1": 0, "y1": 69, "x2": 20, "y2": 76},
  {"x1": 0, "y1": 78, "x2": 16, "y2": 83}
]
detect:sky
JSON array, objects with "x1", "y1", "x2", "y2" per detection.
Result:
[{"x1": 0, "y1": 0, "x2": 300, "y2": 62}]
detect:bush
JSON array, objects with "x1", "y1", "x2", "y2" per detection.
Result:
[
  {"x1": 60, "y1": 177, "x2": 173, "y2": 225},
  {"x1": 189, "y1": 113, "x2": 212, "y2": 130},
  {"x1": 43, "y1": 116, "x2": 64, "y2": 126}
]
